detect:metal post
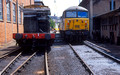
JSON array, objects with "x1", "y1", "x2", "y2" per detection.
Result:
[
  {"x1": 4, "y1": 0, "x2": 7, "y2": 43},
  {"x1": 30, "y1": 0, "x2": 31, "y2": 5},
  {"x1": 54, "y1": 0, "x2": 56, "y2": 16},
  {"x1": 90, "y1": 0, "x2": 93, "y2": 39},
  {"x1": 12, "y1": 0, "x2": 13, "y2": 33},
  {"x1": 16, "y1": 0, "x2": 19, "y2": 33}
]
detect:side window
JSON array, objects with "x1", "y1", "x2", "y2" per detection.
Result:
[
  {"x1": 19, "y1": 7, "x2": 21, "y2": 24},
  {"x1": 7, "y1": 2, "x2": 11, "y2": 21},
  {"x1": 110, "y1": 1, "x2": 116, "y2": 10},
  {"x1": 0, "y1": 0, "x2": 3, "y2": 20},
  {"x1": 13, "y1": 3, "x2": 16, "y2": 23}
]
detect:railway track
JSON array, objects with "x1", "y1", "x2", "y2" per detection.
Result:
[
  {"x1": 69, "y1": 44, "x2": 95, "y2": 75},
  {"x1": 45, "y1": 50, "x2": 49, "y2": 75},
  {"x1": 71, "y1": 41, "x2": 120, "y2": 75},
  {"x1": 48, "y1": 44, "x2": 90, "y2": 75},
  {"x1": 0, "y1": 49, "x2": 50, "y2": 75},
  {"x1": 0, "y1": 51, "x2": 37, "y2": 75},
  {"x1": 1, "y1": 40, "x2": 119, "y2": 75}
]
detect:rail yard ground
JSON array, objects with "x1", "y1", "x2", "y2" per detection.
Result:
[
  {"x1": 0, "y1": 34, "x2": 120, "y2": 74},
  {"x1": 18, "y1": 51, "x2": 45, "y2": 75},
  {"x1": 48, "y1": 45, "x2": 89, "y2": 75},
  {"x1": 0, "y1": 40, "x2": 18, "y2": 57},
  {"x1": 72, "y1": 45, "x2": 120, "y2": 75}
]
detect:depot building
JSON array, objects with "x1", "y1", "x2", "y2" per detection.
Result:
[{"x1": 0, "y1": 0, "x2": 34, "y2": 46}]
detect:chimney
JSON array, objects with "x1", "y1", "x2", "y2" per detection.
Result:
[{"x1": 34, "y1": 0, "x2": 44, "y2": 6}]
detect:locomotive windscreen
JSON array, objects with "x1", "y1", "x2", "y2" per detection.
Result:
[
  {"x1": 66, "y1": 11, "x2": 77, "y2": 18},
  {"x1": 65, "y1": 11, "x2": 88, "y2": 18},
  {"x1": 78, "y1": 11, "x2": 88, "y2": 18}
]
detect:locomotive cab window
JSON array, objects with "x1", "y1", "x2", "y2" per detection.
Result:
[
  {"x1": 66, "y1": 11, "x2": 77, "y2": 18},
  {"x1": 78, "y1": 11, "x2": 88, "y2": 18}
]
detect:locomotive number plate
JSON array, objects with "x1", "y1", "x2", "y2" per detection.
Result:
[{"x1": 75, "y1": 25, "x2": 80, "y2": 28}]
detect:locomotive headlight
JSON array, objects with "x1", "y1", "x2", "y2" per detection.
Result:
[
  {"x1": 67, "y1": 20, "x2": 70, "y2": 25},
  {"x1": 67, "y1": 23, "x2": 69, "y2": 25},
  {"x1": 85, "y1": 21, "x2": 88, "y2": 26}
]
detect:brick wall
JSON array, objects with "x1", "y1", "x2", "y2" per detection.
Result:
[
  {"x1": 80, "y1": 0, "x2": 120, "y2": 17},
  {"x1": 93, "y1": 0, "x2": 120, "y2": 17},
  {"x1": 0, "y1": 0, "x2": 34, "y2": 46},
  {"x1": 93, "y1": 0, "x2": 110, "y2": 16}
]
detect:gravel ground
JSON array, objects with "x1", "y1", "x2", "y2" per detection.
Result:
[
  {"x1": 0, "y1": 40, "x2": 16, "y2": 50},
  {"x1": 48, "y1": 45, "x2": 89, "y2": 75},
  {"x1": 0, "y1": 40, "x2": 19, "y2": 57},
  {"x1": 20, "y1": 52, "x2": 45, "y2": 75},
  {"x1": 73, "y1": 45, "x2": 120, "y2": 75}
]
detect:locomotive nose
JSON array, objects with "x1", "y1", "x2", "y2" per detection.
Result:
[
  {"x1": 15, "y1": 33, "x2": 23, "y2": 40},
  {"x1": 45, "y1": 34, "x2": 51, "y2": 40}
]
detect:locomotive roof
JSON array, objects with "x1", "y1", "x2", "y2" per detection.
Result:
[{"x1": 64, "y1": 6, "x2": 88, "y2": 11}]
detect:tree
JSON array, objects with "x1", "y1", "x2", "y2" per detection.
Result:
[{"x1": 50, "y1": 19, "x2": 55, "y2": 28}]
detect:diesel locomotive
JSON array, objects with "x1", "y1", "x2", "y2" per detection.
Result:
[
  {"x1": 13, "y1": 1, "x2": 55, "y2": 49},
  {"x1": 59, "y1": 6, "x2": 89, "y2": 42}
]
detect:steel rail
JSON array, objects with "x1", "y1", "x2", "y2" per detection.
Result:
[
  {"x1": 0, "y1": 47, "x2": 20, "y2": 59},
  {"x1": 45, "y1": 50, "x2": 49, "y2": 75},
  {"x1": 10, "y1": 51, "x2": 37, "y2": 75},
  {"x1": 85, "y1": 41, "x2": 111, "y2": 52},
  {"x1": 0, "y1": 52, "x2": 22, "y2": 75},
  {"x1": 84, "y1": 41, "x2": 120, "y2": 63},
  {"x1": 69, "y1": 44, "x2": 95, "y2": 75}
]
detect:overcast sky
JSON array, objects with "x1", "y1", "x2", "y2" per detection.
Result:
[{"x1": 40, "y1": 0, "x2": 82, "y2": 17}]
